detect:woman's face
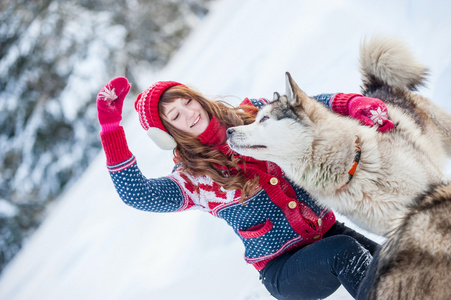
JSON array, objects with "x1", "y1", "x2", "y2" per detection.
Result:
[{"x1": 162, "y1": 97, "x2": 210, "y2": 137}]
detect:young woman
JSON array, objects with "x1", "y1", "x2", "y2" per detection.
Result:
[{"x1": 97, "y1": 77, "x2": 393, "y2": 299}]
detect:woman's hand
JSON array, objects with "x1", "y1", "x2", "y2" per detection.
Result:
[
  {"x1": 96, "y1": 77, "x2": 131, "y2": 132},
  {"x1": 347, "y1": 96, "x2": 395, "y2": 132}
]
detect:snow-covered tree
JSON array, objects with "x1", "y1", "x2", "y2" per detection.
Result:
[{"x1": 0, "y1": 0, "x2": 212, "y2": 273}]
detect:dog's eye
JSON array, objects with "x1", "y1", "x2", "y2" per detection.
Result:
[{"x1": 260, "y1": 115, "x2": 270, "y2": 123}]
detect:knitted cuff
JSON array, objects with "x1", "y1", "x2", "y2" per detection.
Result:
[
  {"x1": 331, "y1": 93, "x2": 362, "y2": 116},
  {"x1": 100, "y1": 121, "x2": 120, "y2": 133},
  {"x1": 100, "y1": 126, "x2": 133, "y2": 166},
  {"x1": 239, "y1": 97, "x2": 253, "y2": 106}
]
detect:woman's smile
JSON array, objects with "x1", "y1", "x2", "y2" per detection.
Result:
[{"x1": 191, "y1": 115, "x2": 201, "y2": 128}]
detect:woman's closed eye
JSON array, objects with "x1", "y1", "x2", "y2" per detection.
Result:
[{"x1": 172, "y1": 99, "x2": 191, "y2": 120}]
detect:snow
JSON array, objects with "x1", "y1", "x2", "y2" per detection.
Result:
[
  {"x1": 0, "y1": 200, "x2": 18, "y2": 218},
  {"x1": 1, "y1": 0, "x2": 451, "y2": 299},
  {"x1": 59, "y1": 17, "x2": 128, "y2": 122}
]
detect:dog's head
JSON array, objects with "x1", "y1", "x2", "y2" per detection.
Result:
[{"x1": 227, "y1": 72, "x2": 324, "y2": 163}]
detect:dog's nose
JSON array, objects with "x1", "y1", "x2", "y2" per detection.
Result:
[{"x1": 226, "y1": 128, "x2": 235, "y2": 138}]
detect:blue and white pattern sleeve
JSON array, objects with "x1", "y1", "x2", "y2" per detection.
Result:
[
  {"x1": 312, "y1": 93, "x2": 336, "y2": 110},
  {"x1": 107, "y1": 156, "x2": 241, "y2": 214},
  {"x1": 108, "y1": 156, "x2": 187, "y2": 213},
  {"x1": 249, "y1": 98, "x2": 270, "y2": 108},
  {"x1": 249, "y1": 95, "x2": 335, "y2": 110}
]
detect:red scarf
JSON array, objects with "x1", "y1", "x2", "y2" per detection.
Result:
[
  {"x1": 197, "y1": 115, "x2": 228, "y2": 146},
  {"x1": 197, "y1": 116, "x2": 268, "y2": 173}
]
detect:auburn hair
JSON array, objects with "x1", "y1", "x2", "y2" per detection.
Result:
[{"x1": 159, "y1": 85, "x2": 260, "y2": 200}]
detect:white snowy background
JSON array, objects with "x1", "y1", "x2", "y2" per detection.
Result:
[{"x1": 1, "y1": 0, "x2": 451, "y2": 299}]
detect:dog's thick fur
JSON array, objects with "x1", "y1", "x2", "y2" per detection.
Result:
[
  {"x1": 358, "y1": 183, "x2": 451, "y2": 300},
  {"x1": 227, "y1": 36, "x2": 451, "y2": 236}
]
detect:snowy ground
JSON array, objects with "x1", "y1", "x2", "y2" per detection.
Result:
[{"x1": 1, "y1": 0, "x2": 451, "y2": 299}]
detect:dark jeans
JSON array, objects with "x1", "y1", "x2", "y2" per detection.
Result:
[
  {"x1": 356, "y1": 247, "x2": 381, "y2": 300},
  {"x1": 260, "y1": 222, "x2": 380, "y2": 300}
]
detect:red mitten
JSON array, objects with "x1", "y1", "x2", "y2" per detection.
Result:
[
  {"x1": 96, "y1": 77, "x2": 131, "y2": 132},
  {"x1": 332, "y1": 93, "x2": 395, "y2": 132}
]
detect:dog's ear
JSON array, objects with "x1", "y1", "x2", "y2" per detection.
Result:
[
  {"x1": 285, "y1": 75, "x2": 294, "y2": 103},
  {"x1": 285, "y1": 72, "x2": 310, "y2": 105},
  {"x1": 285, "y1": 72, "x2": 323, "y2": 122}
]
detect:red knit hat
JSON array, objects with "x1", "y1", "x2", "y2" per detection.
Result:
[{"x1": 134, "y1": 80, "x2": 186, "y2": 150}]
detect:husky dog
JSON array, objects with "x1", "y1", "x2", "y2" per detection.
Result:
[
  {"x1": 358, "y1": 183, "x2": 451, "y2": 300},
  {"x1": 227, "y1": 37, "x2": 451, "y2": 236}
]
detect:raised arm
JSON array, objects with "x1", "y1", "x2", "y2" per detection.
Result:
[
  {"x1": 96, "y1": 77, "x2": 189, "y2": 213},
  {"x1": 242, "y1": 94, "x2": 394, "y2": 132},
  {"x1": 313, "y1": 93, "x2": 395, "y2": 132}
]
